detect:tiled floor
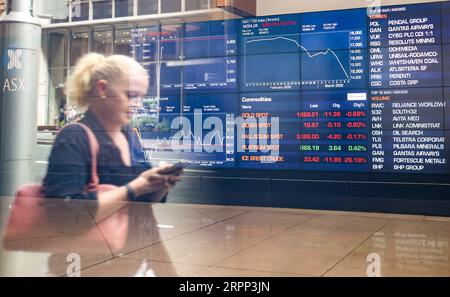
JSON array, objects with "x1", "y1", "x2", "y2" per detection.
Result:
[{"x1": 1, "y1": 197, "x2": 449, "y2": 277}]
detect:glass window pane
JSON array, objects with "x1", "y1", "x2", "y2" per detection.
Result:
[
  {"x1": 49, "y1": 32, "x2": 67, "y2": 68},
  {"x1": 93, "y1": 0, "x2": 112, "y2": 20},
  {"x1": 115, "y1": 0, "x2": 134, "y2": 17},
  {"x1": 70, "y1": 31, "x2": 89, "y2": 66},
  {"x1": 93, "y1": 28, "x2": 113, "y2": 55},
  {"x1": 161, "y1": 0, "x2": 181, "y2": 13},
  {"x1": 132, "y1": 24, "x2": 160, "y2": 96},
  {"x1": 114, "y1": 27, "x2": 134, "y2": 56},
  {"x1": 50, "y1": 1, "x2": 70, "y2": 24},
  {"x1": 138, "y1": 0, "x2": 158, "y2": 15},
  {"x1": 186, "y1": 0, "x2": 211, "y2": 11},
  {"x1": 49, "y1": 67, "x2": 68, "y2": 126},
  {"x1": 71, "y1": 1, "x2": 89, "y2": 22}
]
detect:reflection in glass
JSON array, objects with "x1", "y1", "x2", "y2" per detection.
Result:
[
  {"x1": 114, "y1": 27, "x2": 134, "y2": 56},
  {"x1": 186, "y1": 0, "x2": 211, "y2": 11},
  {"x1": 93, "y1": 0, "x2": 112, "y2": 20},
  {"x1": 70, "y1": 31, "x2": 89, "y2": 66},
  {"x1": 93, "y1": 28, "x2": 113, "y2": 56},
  {"x1": 71, "y1": 0, "x2": 89, "y2": 22},
  {"x1": 138, "y1": 0, "x2": 158, "y2": 15},
  {"x1": 116, "y1": 0, "x2": 134, "y2": 17},
  {"x1": 161, "y1": 0, "x2": 182, "y2": 13},
  {"x1": 50, "y1": 1, "x2": 70, "y2": 24},
  {"x1": 1, "y1": 197, "x2": 178, "y2": 276}
]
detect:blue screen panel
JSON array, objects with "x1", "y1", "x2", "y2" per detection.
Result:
[
  {"x1": 368, "y1": 45, "x2": 442, "y2": 89},
  {"x1": 444, "y1": 44, "x2": 450, "y2": 87},
  {"x1": 443, "y1": 1, "x2": 450, "y2": 44},
  {"x1": 159, "y1": 61, "x2": 182, "y2": 93},
  {"x1": 135, "y1": 95, "x2": 182, "y2": 162},
  {"x1": 131, "y1": 26, "x2": 159, "y2": 62},
  {"x1": 159, "y1": 24, "x2": 183, "y2": 60},
  {"x1": 183, "y1": 56, "x2": 237, "y2": 93},
  {"x1": 445, "y1": 88, "x2": 450, "y2": 130},
  {"x1": 368, "y1": 3, "x2": 441, "y2": 48},
  {"x1": 374, "y1": 130, "x2": 447, "y2": 173},
  {"x1": 240, "y1": 14, "x2": 301, "y2": 55},
  {"x1": 369, "y1": 88, "x2": 446, "y2": 174},
  {"x1": 300, "y1": 90, "x2": 371, "y2": 172},
  {"x1": 300, "y1": 8, "x2": 368, "y2": 51},
  {"x1": 301, "y1": 48, "x2": 368, "y2": 90},
  {"x1": 129, "y1": 1, "x2": 450, "y2": 173},
  {"x1": 180, "y1": 93, "x2": 237, "y2": 167},
  {"x1": 369, "y1": 88, "x2": 444, "y2": 130},
  {"x1": 184, "y1": 20, "x2": 238, "y2": 58},
  {"x1": 237, "y1": 92, "x2": 301, "y2": 169},
  {"x1": 240, "y1": 52, "x2": 301, "y2": 92},
  {"x1": 136, "y1": 94, "x2": 236, "y2": 168}
]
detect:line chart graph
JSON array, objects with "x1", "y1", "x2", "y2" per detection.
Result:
[
  {"x1": 241, "y1": 31, "x2": 366, "y2": 91},
  {"x1": 246, "y1": 35, "x2": 351, "y2": 79}
]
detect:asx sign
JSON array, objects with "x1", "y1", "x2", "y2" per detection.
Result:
[
  {"x1": 7, "y1": 49, "x2": 22, "y2": 70},
  {"x1": 2, "y1": 49, "x2": 25, "y2": 93}
]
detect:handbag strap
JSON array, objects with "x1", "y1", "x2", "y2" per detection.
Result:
[{"x1": 64, "y1": 122, "x2": 100, "y2": 191}]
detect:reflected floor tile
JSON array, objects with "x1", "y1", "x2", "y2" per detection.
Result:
[
  {"x1": 83, "y1": 200, "x2": 129, "y2": 222},
  {"x1": 0, "y1": 207, "x2": 11, "y2": 236},
  {"x1": 344, "y1": 211, "x2": 423, "y2": 220},
  {"x1": 80, "y1": 258, "x2": 205, "y2": 277},
  {"x1": 375, "y1": 218, "x2": 425, "y2": 238},
  {"x1": 113, "y1": 221, "x2": 221, "y2": 256},
  {"x1": 389, "y1": 214, "x2": 425, "y2": 220},
  {"x1": 0, "y1": 200, "x2": 11, "y2": 210},
  {"x1": 375, "y1": 218, "x2": 450, "y2": 239},
  {"x1": 112, "y1": 205, "x2": 251, "y2": 256},
  {"x1": 170, "y1": 203, "x2": 242, "y2": 210},
  {"x1": 194, "y1": 267, "x2": 307, "y2": 277},
  {"x1": 0, "y1": 251, "x2": 62, "y2": 277},
  {"x1": 293, "y1": 214, "x2": 389, "y2": 233},
  {"x1": 127, "y1": 203, "x2": 228, "y2": 226},
  {"x1": 2, "y1": 211, "x2": 98, "y2": 241},
  {"x1": 2, "y1": 197, "x2": 96, "y2": 242},
  {"x1": 413, "y1": 220, "x2": 450, "y2": 238},
  {"x1": 94, "y1": 204, "x2": 248, "y2": 257},
  {"x1": 0, "y1": 233, "x2": 113, "y2": 276},
  {"x1": 225, "y1": 211, "x2": 314, "y2": 232},
  {"x1": 425, "y1": 216, "x2": 450, "y2": 222},
  {"x1": 113, "y1": 215, "x2": 223, "y2": 256},
  {"x1": 184, "y1": 207, "x2": 250, "y2": 223},
  {"x1": 324, "y1": 233, "x2": 450, "y2": 277},
  {"x1": 122, "y1": 222, "x2": 282, "y2": 266},
  {"x1": 217, "y1": 246, "x2": 341, "y2": 276},
  {"x1": 216, "y1": 229, "x2": 371, "y2": 276},
  {"x1": 151, "y1": 205, "x2": 246, "y2": 225},
  {"x1": 45, "y1": 199, "x2": 90, "y2": 214},
  {"x1": 281, "y1": 228, "x2": 372, "y2": 252}
]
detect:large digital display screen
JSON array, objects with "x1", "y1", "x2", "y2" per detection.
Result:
[{"x1": 129, "y1": 2, "x2": 450, "y2": 173}]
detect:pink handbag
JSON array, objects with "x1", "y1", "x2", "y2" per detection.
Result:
[{"x1": 3, "y1": 123, "x2": 129, "y2": 253}]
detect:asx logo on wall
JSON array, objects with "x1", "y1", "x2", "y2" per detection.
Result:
[
  {"x1": 2, "y1": 49, "x2": 25, "y2": 93},
  {"x1": 7, "y1": 49, "x2": 22, "y2": 70}
]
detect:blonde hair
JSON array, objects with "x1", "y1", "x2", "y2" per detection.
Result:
[{"x1": 65, "y1": 53, "x2": 148, "y2": 107}]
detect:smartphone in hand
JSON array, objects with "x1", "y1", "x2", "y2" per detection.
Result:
[{"x1": 157, "y1": 161, "x2": 188, "y2": 175}]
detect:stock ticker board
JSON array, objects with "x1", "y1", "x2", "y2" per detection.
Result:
[{"x1": 130, "y1": 2, "x2": 450, "y2": 173}]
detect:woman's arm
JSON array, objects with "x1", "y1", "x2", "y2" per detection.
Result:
[
  {"x1": 96, "y1": 168, "x2": 181, "y2": 220},
  {"x1": 44, "y1": 126, "x2": 179, "y2": 221},
  {"x1": 136, "y1": 165, "x2": 183, "y2": 203},
  {"x1": 95, "y1": 171, "x2": 168, "y2": 220}
]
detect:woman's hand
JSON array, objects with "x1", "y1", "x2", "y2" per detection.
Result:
[
  {"x1": 129, "y1": 165, "x2": 183, "y2": 196},
  {"x1": 156, "y1": 162, "x2": 183, "y2": 188},
  {"x1": 128, "y1": 168, "x2": 168, "y2": 196}
]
